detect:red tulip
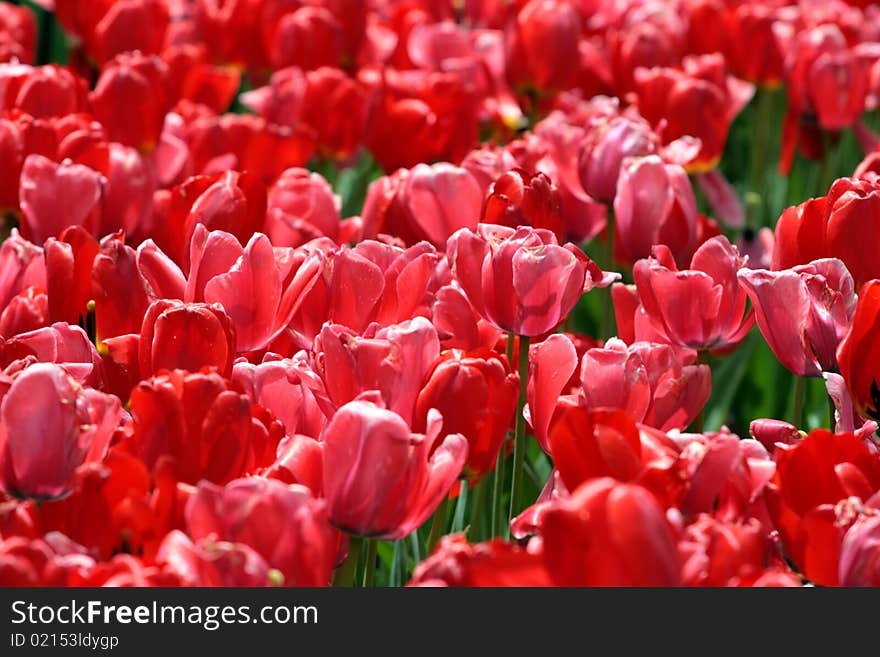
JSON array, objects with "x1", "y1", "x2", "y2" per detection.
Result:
[
  {"x1": 782, "y1": 23, "x2": 873, "y2": 133},
  {"x1": 1, "y1": 64, "x2": 87, "y2": 119},
  {"x1": 507, "y1": 0, "x2": 582, "y2": 92},
  {"x1": 607, "y1": 5, "x2": 685, "y2": 95},
  {"x1": 725, "y1": 3, "x2": 789, "y2": 87},
  {"x1": 362, "y1": 163, "x2": 483, "y2": 249},
  {"x1": 0, "y1": 287, "x2": 48, "y2": 339},
  {"x1": 748, "y1": 419, "x2": 802, "y2": 453},
  {"x1": 739, "y1": 259, "x2": 855, "y2": 377},
  {"x1": 837, "y1": 280, "x2": 880, "y2": 419},
  {"x1": 124, "y1": 369, "x2": 284, "y2": 486},
  {"x1": 139, "y1": 299, "x2": 236, "y2": 378},
  {"x1": 162, "y1": 44, "x2": 240, "y2": 114},
  {"x1": 632, "y1": 54, "x2": 755, "y2": 172},
  {"x1": 0, "y1": 4, "x2": 34, "y2": 63},
  {"x1": 633, "y1": 236, "x2": 754, "y2": 350},
  {"x1": 321, "y1": 397, "x2": 467, "y2": 539},
  {"x1": 186, "y1": 478, "x2": 339, "y2": 586},
  {"x1": 43, "y1": 225, "x2": 99, "y2": 326},
  {"x1": 413, "y1": 348, "x2": 518, "y2": 480},
  {"x1": 159, "y1": 171, "x2": 267, "y2": 267},
  {"x1": 156, "y1": 531, "x2": 273, "y2": 587},
  {"x1": 268, "y1": 6, "x2": 343, "y2": 72},
  {"x1": 481, "y1": 169, "x2": 563, "y2": 241},
  {"x1": 91, "y1": 232, "x2": 150, "y2": 342},
  {"x1": 0, "y1": 363, "x2": 121, "y2": 500},
  {"x1": 613, "y1": 155, "x2": 698, "y2": 265},
  {"x1": 772, "y1": 177, "x2": 880, "y2": 288},
  {"x1": 90, "y1": 52, "x2": 170, "y2": 153},
  {"x1": 577, "y1": 115, "x2": 662, "y2": 206},
  {"x1": 447, "y1": 224, "x2": 615, "y2": 337},
  {"x1": 548, "y1": 406, "x2": 645, "y2": 492},
  {"x1": 541, "y1": 477, "x2": 682, "y2": 586},
  {"x1": 408, "y1": 535, "x2": 552, "y2": 586},
  {"x1": 679, "y1": 515, "x2": 791, "y2": 587},
  {"x1": 241, "y1": 66, "x2": 367, "y2": 161},
  {"x1": 579, "y1": 338, "x2": 710, "y2": 431},
  {"x1": 361, "y1": 68, "x2": 478, "y2": 171},
  {"x1": 182, "y1": 114, "x2": 314, "y2": 184},
  {"x1": 769, "y1": 429, "x2": 880, "y2": 585}
]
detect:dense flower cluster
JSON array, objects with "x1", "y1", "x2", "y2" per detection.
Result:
[{"x1": 1, "y1": 0, "x2": 880, "y2": 588}]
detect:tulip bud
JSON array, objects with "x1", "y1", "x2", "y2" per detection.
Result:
[
  {"x1": 139, "y1": 299, "x2": 236, "y2": 378},
  {"x1": 413, "y1": 348, "x2": 518, "y2": 480}
]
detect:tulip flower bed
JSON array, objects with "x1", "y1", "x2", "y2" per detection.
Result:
[{"x1": 1, "y1": 0, "x2": 880, "y2": 589}]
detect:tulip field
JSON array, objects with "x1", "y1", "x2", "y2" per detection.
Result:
[{"x1": 2, "y1": 0, "x2": 880, "y2": 589}]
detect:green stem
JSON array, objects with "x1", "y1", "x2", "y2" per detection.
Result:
[
  {"x1": 426, "y1": 496, "x2": 450, "y2": 556},
  {"x1": 451, "y1": 481, "x2": 469, "y2": 534},
  {"x1": 791, "y1": 376, "x2": 806, "y2": 428},
  {"x1": 332, "y1": 536, "x2": 363, "y2": 587},
  {"x1": 490, "y1": 450, "x2": 505, "y2": 538},
  {"x1": 747, "y1": 88, "x2": 774, "y2": 229},
  {"x1": 828, "y1": 392, "x2": 837, "y2": 431},
  {"x1": 469, "y1": 477, "x2": 486, "y2": 539},
  {"x1": 361, "y1": 539, "x2": 377, "y2": 588},
  {"x1": 508, "y1": 333, "x2": 531, "y2": 535},
  {"x1": 818, "y1": 131, "x2": 836, "y2": 196},
  {"x1": 389, "y1": 540, "x2": 403, "y2": 587}
]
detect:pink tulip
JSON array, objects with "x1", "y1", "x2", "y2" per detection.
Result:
[
  {"x1": 202, "y1": 232, "x2": 321, "y2": 352},
  {"x1": 288, "y1": 239, "x2": 440, "y2": 340},
  {"x1": 266, "y1": 167, "x2": 340, "y2": 247},
  {"x1": 321, "y1": 397, "x2": 468, "y2": 539},
  {"x1": 447, "y1": 224, "x2": 616, "y2": 336},
  {"x1": 18, "y1": 155, "x2": 105, "y2": 243},
  {"x1": 633, "y1": 236, "x2": 754, "y2": 350},
  {"x1": 313, "y1": 318, "x2": 440, "y2": 425},
  {"x1": 839, "y1": 513, "x2": 880, "y2": 587},
  {"x1": 361, "y1": 163, "x2": 483, "y2": 249},
  {"x1": 0, "y1": 230, "x2": 45, "y2": 312},
  {"x1": 613, "y1": 155, "x2": 698, "y2": 265},
  {"x1": 232, "y1": 354, "x2": 331, "y2": 439},
  {"x1": 748, "y1": 419, "x2": 802, "y2": 453},
  {"x1": 526, "y1": 333, "x2": 579, "y2": 452},
  {"x1": 0, "y1": 363, "x2": 121, "y2": 499},
  {"x1": 1, "y1": 322, "x2": 103, "y2": 388},
  {"x1": 578, "y1": 115, "x2": 659, "y2": 205},
  {"x1": 738, "y1": 258, "x2": 856, "y2": 377},
  {"x1": 579, "y1": 338, "x2": 710, "y2": 431}
]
